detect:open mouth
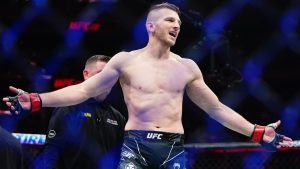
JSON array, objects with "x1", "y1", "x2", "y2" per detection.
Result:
[{"x1": 169, "y1": 31, "x2": 177, "y2": 38}]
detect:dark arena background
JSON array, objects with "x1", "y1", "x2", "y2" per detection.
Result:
[{"x1": 1, "y1": 0, "x2": 300, "y2": 168}]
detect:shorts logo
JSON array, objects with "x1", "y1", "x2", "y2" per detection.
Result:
[
  {"x1": 121, "y1": 151, "x2": 135, "y2": 159},
  {"x1": 173, "y1": 163, "x2": 181, "y2": 169},
  {"x1": 125, "y1": 162, "x2": 136, "y2": 169},
  {"x1": 48, "y1": 130, "x2": 56, "y2": 138},
  {"x1": 147, "y1": 133, "x2": 163, "y2": 139}
]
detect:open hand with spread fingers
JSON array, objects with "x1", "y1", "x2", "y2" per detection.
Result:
[
  {"x1": 251, "y1": 120, "x2": 293, "y2": 151},
  {"x1": 2, "y1": 86, "x2": 41, "y2": 115}
]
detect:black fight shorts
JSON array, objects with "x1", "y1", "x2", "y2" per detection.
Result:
[{"x1": 118, "y1": 130, "x2": 186, "y2": 169}]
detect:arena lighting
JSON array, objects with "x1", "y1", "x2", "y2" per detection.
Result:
[
  {"x1": 69, "y1": 21, "x2": 101, "y2": 31},
  {"x1": 54, "y1": 78, "x2": 83, "y2": 89}
]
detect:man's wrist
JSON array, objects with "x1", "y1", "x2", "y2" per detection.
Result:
[
  {"x1": 250, "y1": 124, "x2": 265, "y2": 143},
  {"x1": 29, "y1": 93, "x2": 42, "y2": 112}
]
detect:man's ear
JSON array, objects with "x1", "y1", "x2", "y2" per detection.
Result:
[
  {"x1": 83, "y1": 70, "x2": 89, "y2": 80},
  {"x1": 146, "y1": 21, "x2": 155, "y2": 33}
]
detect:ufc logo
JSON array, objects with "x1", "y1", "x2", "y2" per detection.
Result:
[{"x1": 147, "y1": 133, "x2": 163, "y2": 139}]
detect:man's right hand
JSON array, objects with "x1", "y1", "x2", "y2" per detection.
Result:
[{"x1": 2, "y1": 86, "x2": 41, "y2": 115}]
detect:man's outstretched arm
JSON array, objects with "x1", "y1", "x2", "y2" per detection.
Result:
[
  {"x1": 185, "y1": 59, "x2": 292, "y2": 150},
  {"x1": 40, "y1": 62, "x2": 119, "y2": 107},
  {"x1": 3, "y1": 52, "x2": 125, "y2": 112}
]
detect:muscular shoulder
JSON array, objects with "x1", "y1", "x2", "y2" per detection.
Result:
[
  {"x1": 110, "y1": 51, "x2": 131, "y2": 63},
  {"x1": 107, "y1": 51, "x2": 135, "y2": 70},
  {"x1": 171, "y1": 52, "x2": 192, "y2": 63},
  {"x1": 172, "y1": 53, "x2": 202, "y2": 76}
]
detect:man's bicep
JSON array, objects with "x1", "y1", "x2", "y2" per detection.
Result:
[
  {"x1": 184, "y1": 59, "x2": 219, "y2": 109},
  {"x1": 85, "y1": 52, "x2": 127, "y2": 96},
  {"x1": 83, "y1": 63, "x2": 120, "y2": 97},
  {"x1": 186, "y1": 78, "x2": 220, "y2": 112}
]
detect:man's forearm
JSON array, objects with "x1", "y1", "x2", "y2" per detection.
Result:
[
  {"x1": 209, "y1": 104, "x2": 255, "y2": 137},
  {"x1": 40, "y1": 84, "x2": 90, "y2": 107}
]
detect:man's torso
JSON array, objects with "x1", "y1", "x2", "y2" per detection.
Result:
[{"x1": 118, "y1": 50, "x2": 195, "y2": 133}]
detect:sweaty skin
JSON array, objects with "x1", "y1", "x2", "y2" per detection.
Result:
[
  {"x1": 3, "y1": 8, "x2": 292, "y2": 146},
  {"x1": 119, "y1": 50, "x2": 193, "y2": 133}
]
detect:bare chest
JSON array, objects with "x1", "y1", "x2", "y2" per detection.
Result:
[{"x1": 121, "y1": 60, "x2": 191, "y2": 92}]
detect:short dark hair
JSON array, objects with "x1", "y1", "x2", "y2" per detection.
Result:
[
  {"x1": 148, "y1": 2, "x2": 181, "y2": 15},
  {"x1": 85, "y1": 55, "x2": 111, "y2": 68}
]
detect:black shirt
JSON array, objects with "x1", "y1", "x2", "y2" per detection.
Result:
[
  {"x1": 33, "y1": 98, "x2": 126, "y2": 169},
  {"x1": 0, "y1": 126, "x2": 23, "y2": 169}
]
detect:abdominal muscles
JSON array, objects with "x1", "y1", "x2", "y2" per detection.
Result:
[{"x1": 123, "y1": 86, "x2": 185, "y2": 133}]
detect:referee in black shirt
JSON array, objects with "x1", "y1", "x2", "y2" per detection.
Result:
[{"x1": 32, "y1": 55, "x2": 126, "y2": 169}]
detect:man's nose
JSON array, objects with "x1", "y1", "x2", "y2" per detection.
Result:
[
  {"x1": 173, "y1": 24, "x2": 180, "y2": 31},
  {"x1": 174, "y1": 22, "x2": 180, "y2": 30}
]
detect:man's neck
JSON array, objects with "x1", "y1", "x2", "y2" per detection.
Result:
[{"x1": 145, "y1": 39, "x2": 171, "y2": 59}]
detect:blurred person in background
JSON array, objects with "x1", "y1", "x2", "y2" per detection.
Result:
[{"x1": 31, "y1": 55, "x2": 126, "y2": 169}]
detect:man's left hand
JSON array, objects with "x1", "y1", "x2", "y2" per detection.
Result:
[{"x1": 262, "y1": 120, "x2": 293, "y2": 151}]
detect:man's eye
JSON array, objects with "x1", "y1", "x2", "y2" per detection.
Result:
[{"x1": 165, "y1": 18, "x2": 174, "y2": 22}]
